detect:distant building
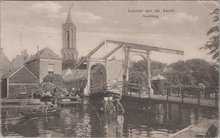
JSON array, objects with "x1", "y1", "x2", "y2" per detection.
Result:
[
  {"x1": 0, "y1": 48, "x2": 11, "y2": 77},
  {"x1": 11, "y1": 49, "x2": 29, "y2": 69},
  {"x1": 62, "y1": 68, "x2": 87, "y2": 92},
  {"x1": 61, "y1": 8, "x2": 78, "y2": 62},
  {"x1": 1, "y1": 66, "x2": 38, "y2": 98},
  {"x1": 151, "y1": 74, "x2": 167, "y2": 95},
  {"x1": 25, "y1": 47, "x2": 62, "y2": 83}
]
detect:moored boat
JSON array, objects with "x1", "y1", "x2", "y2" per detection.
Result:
[
  {"x1": 20, "y1": 108, "x2": 61, "y2": 118},
  {"x1": 57, "y1": 95, "x2": 82, "y2": 106}
]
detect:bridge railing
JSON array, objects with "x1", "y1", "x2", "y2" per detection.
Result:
[{"x1": 124, "y1": 83, "x2": 219, "y2": 107}]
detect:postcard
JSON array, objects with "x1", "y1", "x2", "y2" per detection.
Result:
[{"x1": 0, "y1": 1, "x2": 219, "y2": 137}]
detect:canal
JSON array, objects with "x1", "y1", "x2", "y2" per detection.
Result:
[{"x1": 1, "y1": 102, "x2": 218, "y2": 137}]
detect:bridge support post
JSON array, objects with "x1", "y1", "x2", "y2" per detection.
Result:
[
  {"x1": 181, "y1": 87, "x2": 184, "y2": 103},
  {"x1": 146, "y1": 51, "x2": 153, "y2": 97},
  {"x1": 84, "y1": 60, "x2": 91, "y2": 96},
  {"x1": 215, "y1": 90, "x2": 218, "y2": 107},
  {"x1": 122, "y1": 47, "x2": 129, "y2": 96}
]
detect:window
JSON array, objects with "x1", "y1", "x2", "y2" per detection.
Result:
[
  {"x1": 70, "y1": 29, "x2": 73, "y2": 48},
  {"x1": 48, "y1": 64, "x2": 54, "y2": 74},
  {"x1": 20, "y1": 86, "x2": 26, "y2": 94},
  {"x1": 66, "y1": 31, "x2": 70, "y2": 48}
]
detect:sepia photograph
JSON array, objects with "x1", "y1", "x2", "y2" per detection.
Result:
[{"x1": 0, "y1": 0, "x2": 219, "y2": 137}]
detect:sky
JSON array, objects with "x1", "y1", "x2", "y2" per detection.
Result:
[{"x1": 0, "y1": 1, "x2": 219, "y2": 64}]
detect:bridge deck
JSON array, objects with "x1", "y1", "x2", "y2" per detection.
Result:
[{"x1": 123, "y1": 93, "x2": 218, "y2": 108}]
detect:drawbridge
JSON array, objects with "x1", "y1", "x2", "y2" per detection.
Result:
[{"x1": 74, "y1": 40, "x2": 184, "y2": 96}]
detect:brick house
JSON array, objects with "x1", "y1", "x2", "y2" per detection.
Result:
[
  {"x1": 1, "y1": 66, "x2": 38, "y2": 98},
  {"x1": 25, "y1": 47, "x2": 62, "y2": 84}
]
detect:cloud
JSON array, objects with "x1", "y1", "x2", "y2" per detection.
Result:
[
  {"x1": 24, "y1": 26, "x2": 61, "y2": 34},
  {"x1": 31, "y1": 2, "x2": 62, "y2": 14},
  {"x1": 73, "y1": 12, "x2": 102, "y2": 24},
  {"x1": 162, "y1": 12, "x2": 198, "y2": 23}
]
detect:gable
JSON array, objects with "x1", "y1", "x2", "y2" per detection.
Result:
[
  {"x1": 9, "y1": 67, "x2": 38, "y2": 84},
  {"x1": 39, "y1": 48, "x2": 61, "y2": 60}
]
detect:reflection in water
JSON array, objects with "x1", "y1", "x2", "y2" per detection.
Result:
[{"x1": 1, "y1": 102, "x2": 218, "y2": 137}]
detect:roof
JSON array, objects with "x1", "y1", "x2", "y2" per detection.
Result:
[
  {"x1": 26, "y1": 47, "x2": 61, "y2": 63},
  {"x1": 66, "y1": 8, "x2": 73, "y2": 23},
  {"x1": 2, "y1": 66, "x2": 37, "y2": 79},
  {"x1": 63, "y1": 68, "x2": 87, "y2": 82},
  {"x1": 65, "y1": 8, "x2": 76, "y2": 28}
]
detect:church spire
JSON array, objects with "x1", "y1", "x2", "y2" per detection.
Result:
[{"x1": 65, "y1": 7, "x2": 73, "y2": 23}]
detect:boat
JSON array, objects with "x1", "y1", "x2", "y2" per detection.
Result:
[
  {"x1": 57, "y1": 95, "x2": 82, "y2": 106},
  {"x1": 20, "y1": 108, "x2": 61, "y2": 118}
]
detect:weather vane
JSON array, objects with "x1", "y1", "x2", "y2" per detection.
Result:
[{"x1": 69, "y1": 1, "x2": 74, "y2": 10}]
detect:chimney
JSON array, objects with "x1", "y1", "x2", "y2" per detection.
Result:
[
  {"x1": 21, "y1": 49, "x2": 27, "y2": 56},
  {"x1": 37, "y1": 45, "x2": 39, "y2": 56},
  {"x1": 0, "y1": 48, "x2": 3, "y2": 56}
]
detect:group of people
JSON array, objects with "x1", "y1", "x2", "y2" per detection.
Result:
[{"x1": 101, "y1": 96, "x2": 124, "y2": 114}]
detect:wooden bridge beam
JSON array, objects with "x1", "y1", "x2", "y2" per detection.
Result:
[
  {"x1": 102, "y1": 44, "x2": 123, "y2": 59},
  {"x1": 106, "y1": 40, "x2": 184, "y2": 55},
  {"x1": 74, "y1": 41, "x2": 105, "y2": 69}
]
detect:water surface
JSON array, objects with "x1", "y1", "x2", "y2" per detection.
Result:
[{"x1": 1, "y1": 102, "x2": 218, "y2": 137}]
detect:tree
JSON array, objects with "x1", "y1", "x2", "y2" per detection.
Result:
[
  {"x1": 163, "y1": 60, "x2": 196, "y2": 85},
  {"x1": 129, "y1": 60, "x2": 166, "y2": 85},
  {"x1": 200, "y1": 9, "x2": 219, "y2": 68},
  {"x1": 163, "y1": 59, "x2": 219, "y2": 88}
]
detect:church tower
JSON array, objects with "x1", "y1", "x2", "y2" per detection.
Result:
[{"x1": 61, "y1": 7, "x2": 78, "y2": 61}]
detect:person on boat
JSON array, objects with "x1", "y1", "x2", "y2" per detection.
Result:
[
  {"x1": 45, "y1": 102, "x2": 53, "y2": 111},
  {"x1": 75, "y1": 94, "x2": 81, "y2": 100},
  {"x1": 51, "y1": 100, "x2": 58, "y2": 108}
]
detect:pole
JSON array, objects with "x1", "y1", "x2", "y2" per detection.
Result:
[
  {"x1": 139, "y1": 85, "x2": 141, "y2": 98},
  {"x1": 215, "y1": 89, "x2": 218, "y2": 107},
  {"x1": 146, "y1": 51, "x2": 152, "y2": 97},
  {"x1": 0, "y1": 48, "x2": 2, "y2": 96},
  {"x1": 181, "y1": 87, "x2": 184, "y2": 103},
  {"x1": 85, "y1": 60, "x2": 90, "y2": 96},
  {"x1": 198, "y1": 89, "x2": 200, "y2": 106}
]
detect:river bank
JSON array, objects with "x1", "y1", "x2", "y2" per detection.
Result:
[{"x1": 170, "y1": 117, "x2": 218, "y2": 138}]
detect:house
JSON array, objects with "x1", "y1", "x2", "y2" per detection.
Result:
[
  {"x1": 25, "y1": 47, "x2": 62, "y2": 83},
  {"x1": 11, "y1": 49, "x2": 29, "y2": 69},
  {"x1": 1, "y1": 66, "x2": 38, "y2": 98},
  {"x1": 62, "y1": 68, "x2": 87, "y2": 92}
]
